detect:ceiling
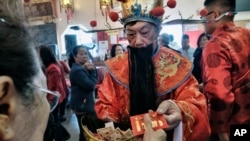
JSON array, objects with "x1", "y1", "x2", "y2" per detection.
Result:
[{"x1": 66, "y1": 0, "x2": 250, "y2": 31}]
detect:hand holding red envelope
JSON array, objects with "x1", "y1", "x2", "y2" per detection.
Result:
[{"x1": 130, "y1": 112, "x2": 168, "y2": 136}]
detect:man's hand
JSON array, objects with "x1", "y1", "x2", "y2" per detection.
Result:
[
  {"x1": 156, "y1": 100, "x2": 182, "y2": 130},
  {"x1": 143, "y1": 114, "x2": 167, "y2": 141}
]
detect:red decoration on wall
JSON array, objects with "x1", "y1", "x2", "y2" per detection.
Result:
[
  {"x1": 200, "y1": 9, "x2": 208, "y2": 17},
  {"x1": 167, "y1": 0, "x2": 177, "y2": 9},
  {"x1": 90, "y1": 20, "x2": 97, "y2": 27},
  {"x1": 109, "y1": 12, "x2": 119, "y2": 22},
  {"x1": 150, "y1": 6, "x2": 165, "y2": 16}
]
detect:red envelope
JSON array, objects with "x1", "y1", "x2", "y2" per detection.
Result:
[{"x1": 130, "y1": 112, "x2": 168, "y2": 136}]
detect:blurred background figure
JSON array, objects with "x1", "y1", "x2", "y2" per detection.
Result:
[
  {"x1": 192, "y1": 33, "x2": 209, "y2": 84},
  {"x1": 168, "y1": 34, "x2": 180, "y2": 50},
  {"x1": 0, "y1": 1, "x2": 50, "y2": 141},
  {"x1": 159, "y1": 33, "x2": 181, "y2": 53},
  {"x1": 38, "y1": 45, "x2": 70, "y2": 141},
  {"x1": 104, "y1": 49, "x2": 111, "y2": 60},
  {"x1": 178, "y1": 34, "x2": 196, "y2": 62},
  {"x1": 69, "y1": 45, "x2": 98, "y2": 141},
  {"x1": 68, "y1": 53, "x2": 76, "y2": 69},
  {"x1": 159, "y1": 33, "x2": 170, "y2": 47},
  {"x1": 110, "y1": 44, "x2": 125, "y2": 58},
  {"x1": 58, "y1": 59, "x2": 71, "y2": 122}
]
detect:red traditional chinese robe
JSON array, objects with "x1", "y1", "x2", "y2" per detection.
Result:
[
  {"x1": 95, "y1": 46, "x2": 210, "y2": 140},
  {"x1": 202, "y1": 22, "x2": 250, "y2": 134}
]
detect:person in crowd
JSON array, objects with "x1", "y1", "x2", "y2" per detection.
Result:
[
  {"x1": 192, "y1": 33, "x2": 209, "y2": 84},
  {"x1": 104, "y1": 49, "x2": 111, "y2": 60},
  {"x1": 178, "y1": 34, "x2": 196, "y2": 62},
  {"x1": 95, "y1": 0, "x2": 210, "y2": 140},
  {"x1": 68, "y1": 53, "x2": 76, "y2": 68},
  {"x1": 39, "y1": 45, "x2": 67, "y2": 124},
  {"x1": 110, "y1": 44, "x2": 125, "y2": 58},
  {"x1": 0, "y1": 1, "x2": 51, "y2": 141},
  {"x1": 168, "y1": 34, "x2": 180, "y2": 50},
  {"x1": 159, "y1": 33, "x2": 170, "y2": 47},
  {"x1": 39, "y1": 45, "x2": 70, "y2": 141},
  {"x1": 69, "y1": 45, "x2": 98, "y2": 141},
  {"x1": 201, "y1": 0, "x2": 250, "y2": 141},
  {"x1": 159, "y1": 33, "x2": 181, "y2": 53},
  {"x1": 59, "y1": 60, "x2": 71, "y2": 122}
]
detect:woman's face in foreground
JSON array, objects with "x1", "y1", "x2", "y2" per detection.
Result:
[{"x1": 0, "y1": 69, "x2": 50, "y2": 141}]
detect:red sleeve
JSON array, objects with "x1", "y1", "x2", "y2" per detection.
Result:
[
  {"x1": 174, "y1": 75, "x2": 211, "y2": 140},
  {"x1": 95, "y1": 72, "x2": 122, "y2": 122},
  {"x1": 46, "y1": 65, "x2": 63, "y2": 102},
  {"x1": 202, "y1": 40, "x2": 234, "y2": 133}
]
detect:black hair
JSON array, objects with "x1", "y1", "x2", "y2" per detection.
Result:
[
  {"x1": 110, "y1": 44, "x2": 124, "y2": 58},
  {"x1": 169, "y1": 34, "x2": 174, "y2": 42},
  {"x1": 39, "y1": 45, "x2": 58, "y2": 68},
  {"x1": 68, "y1": 53, "x2": 75, "y2": 68},
  {"x1": 204, "y1": 0, "x2": 236, "y2": 12},
  {"x1": 196, "y1": 33, "x2": 210, "y2": 48},
  {"x1": 72, "y1": 45, "x2": 93, "y2": 61},
  {"x1": 0, "y1": 2, "x2": 39, "y2": 100},
  {"x1": 159, "y1": 33, "x2": 169, "y2": 47},
  {"x1": 182, "y1": 34, "x2": 189, "y2": 40}
]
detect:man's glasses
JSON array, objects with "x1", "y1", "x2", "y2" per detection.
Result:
[
  {"x1": 200, "y1": 11, "x2": 215, "y2": 21},
  {"x1": 200, "y1": 11, "x2": 237, "y2": 23}
]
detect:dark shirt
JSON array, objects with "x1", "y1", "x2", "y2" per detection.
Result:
[
  {"x1": 70, "y1": 63, "x2": 97, "y2": 114},
  {"x1": 192, "y1": 48, "x2": 203, "y2": 83}
]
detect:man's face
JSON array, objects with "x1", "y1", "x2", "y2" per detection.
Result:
[
  {"x1": 125, "y1": 21, "x2": 158, "y2": 49},
  {"x1": 202, "y1": 6, "x2": 218, "y2": 35},
  {"x1": 181, "y1": 38, "x2": 190, "y2": 48}
]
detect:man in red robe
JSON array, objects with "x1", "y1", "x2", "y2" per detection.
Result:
[
  {"x1": 201, "y1": 0, "x2": 250, "y2": 140},
  {"x1": 95, "y1": 0, "x2": 211, "y2": 140}
]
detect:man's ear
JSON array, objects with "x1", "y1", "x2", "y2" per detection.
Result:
[
  {"x1": 0, "y1": 76, "x2": 15, "y2": 141},
  {"x1": 213, "y1": 10, "x2": 221, "y2": 20}
]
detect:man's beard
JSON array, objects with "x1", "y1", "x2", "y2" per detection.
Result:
[{"x1": 128, "y1": 44, "x2": 157, "y2": 116}]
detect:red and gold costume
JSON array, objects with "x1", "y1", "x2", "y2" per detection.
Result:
[
  {"x1": 95, "y1": 46, "x2": 210, "y2": 141},
  {"x1": 202, "y1": 22, "x2": 250, "y2": 134}
]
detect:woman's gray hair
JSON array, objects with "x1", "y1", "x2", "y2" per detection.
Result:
[{"x1": 0, "y1": 0, "x2": 40, "y2": 102}]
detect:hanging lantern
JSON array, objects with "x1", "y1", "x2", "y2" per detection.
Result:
[
  {"x1": 90, "y1": 20, "x2": 97, "y2": 27},
  {"x1": 200, "y1": 8, "x2": 208, "y2": 17},
  {"x1": 167, "y1": 0, "x2": 177, "y2": 9},
  {"x1": 150, "y1": 6, "x2": 165, "y2": 17},
  {"x1": 109, "y1": 12, "x2": 119, "y2": 22}
]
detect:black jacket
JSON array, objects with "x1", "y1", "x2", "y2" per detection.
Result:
[
  {"x1": 192, "y1": 48, "x2": 203, "y2": 83},
  {"x1": 70, "y1": 63, "x2": 97, "y2": 114}
]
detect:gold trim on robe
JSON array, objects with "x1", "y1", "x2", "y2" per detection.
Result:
[{"x1": 105, "y1": 46, "x2": 193, "y2": 95}]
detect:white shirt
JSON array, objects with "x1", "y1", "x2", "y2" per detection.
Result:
[{"x1": 178, "y1": 47, "x2": 196, "y2": 62}]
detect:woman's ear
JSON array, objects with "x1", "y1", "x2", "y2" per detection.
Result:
[{"x1": 0, "y1": 76, "x2": 15, "y2": 141}]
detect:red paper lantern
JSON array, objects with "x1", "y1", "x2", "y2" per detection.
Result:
[
  {"x1": 90, "y1": 20, "x2": 97, "y2": 27},
  {"x1": 109, "y1": 12, "x2": 119, "y2": 22},
  {"x1": 150, "y1": 6, "x2": 165, "y2": 16},
  {"x1": 200, "y1": 9, "x2": 208, "y2": 17},
  {"x1": 167, "y1": 0, "x2": 177, "y2": 9}
]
